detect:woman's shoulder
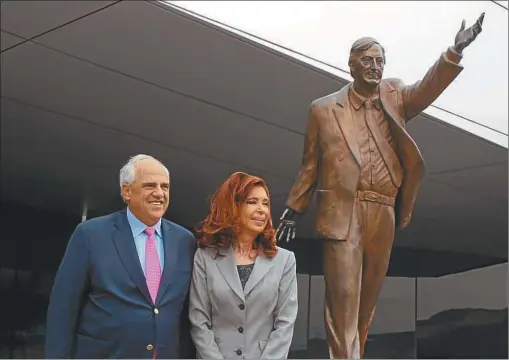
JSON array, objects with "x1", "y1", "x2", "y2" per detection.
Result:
[
  {"x1": 195, "y1": 245, "x2": 224, "y2": 260},
  {"x1": 272, "y1": 246, "x2": 296, "y2": 263}
]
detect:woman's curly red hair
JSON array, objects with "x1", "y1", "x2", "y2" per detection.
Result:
[{"x1": 195, "y1": 172, "x2": 278, "y2": 258}]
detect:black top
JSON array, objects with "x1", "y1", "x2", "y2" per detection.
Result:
[{"x1": 237, "y1": 263, "x2": 254, "y2": 289}]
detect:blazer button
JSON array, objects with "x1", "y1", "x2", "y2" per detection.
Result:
[
  {"x1": 236, "y1": 350, "x2": 242, "y2": 356},
  {"x1": 154, "y1": 308, "x2": 159, "y2": 315},
  {"x1": 238, "y1": 326, "x2": 244, "y2": 333},
  {"x1": 239, "y1": 304, "x2": 245, "y2": 310},
  {"x1": 146, "y1": 344, "x2": 153, "y2": 351}
]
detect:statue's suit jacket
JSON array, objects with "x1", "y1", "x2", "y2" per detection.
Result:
[{"x1": 286, "y1": 47, "x2": 464, "y2": 240}]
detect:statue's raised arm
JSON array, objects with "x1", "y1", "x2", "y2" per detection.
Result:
[{"x1": 399, "y1": 12, "x2": 485, "y2": 121}]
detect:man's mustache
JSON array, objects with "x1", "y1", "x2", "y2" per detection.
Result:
[{"x1": 366, "y1": 71, "x2": 381, "y2": 78}]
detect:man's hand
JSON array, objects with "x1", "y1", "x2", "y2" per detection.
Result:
[
  {"x1": 454, "y1": 12, "x2": 484, "y2": 54},
  {"x1": 276, "y1": 208, "x2": 298, "y2": 243}
]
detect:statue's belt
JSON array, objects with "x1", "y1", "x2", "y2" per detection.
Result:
[{"x1": 356, "y1": 190, "x2": 395, "y2": 207}]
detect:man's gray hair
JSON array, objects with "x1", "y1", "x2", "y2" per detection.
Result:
[{"x1": 119, "y1": 154, "x2": 170, "y2": 190}]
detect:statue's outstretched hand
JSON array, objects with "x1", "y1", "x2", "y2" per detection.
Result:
[
  {"x1": 276, "y1": 208, "x2": 298, "y2": 243},
  {"x1": 454, "y1": 12, "x2": 484, "y2": 53}
]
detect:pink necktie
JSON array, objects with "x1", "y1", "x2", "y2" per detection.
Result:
[{"x1": 144, "y1": 227, "x2": 161, "y2": 304}]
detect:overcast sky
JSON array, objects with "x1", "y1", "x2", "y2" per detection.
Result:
[{"x1": 168, "y1": 1, "x2": 508, "y2": 146}]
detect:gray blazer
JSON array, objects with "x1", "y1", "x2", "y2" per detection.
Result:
[{"x1": 189, "y1": 245, "x2": 298, "y2": 359}]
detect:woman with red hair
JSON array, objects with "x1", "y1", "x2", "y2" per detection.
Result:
[{"x1": 189, "y1": 172, "x2": 298, "y2": 359}]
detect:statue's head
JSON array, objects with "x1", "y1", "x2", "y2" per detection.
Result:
[{"x1": 348, "y1": 37, "x2": 386, "y2": 88}]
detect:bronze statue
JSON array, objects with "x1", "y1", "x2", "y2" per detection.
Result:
[{"x1": 276, "y1": 13, "x2": 485, "y2": 359}]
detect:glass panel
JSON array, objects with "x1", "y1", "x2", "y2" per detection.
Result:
[
  {"x1": 365, "y1": 277, "x2": 416, "y2": 358},
  {"x1": 416, "y1": 263, "x2": 508, "y2": 358},
  {"x1": 0, "y1": 202, "x2": 80, "y2": 358},
  {"x1": 290, "y1": 274, "x2": 311, "y2": 353}
]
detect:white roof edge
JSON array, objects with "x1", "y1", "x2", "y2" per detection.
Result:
[
  {"x1": 161, "y1": 1, "x2": 508, "y2": 149},
  {"x1": 423, "y1": 106, "x2": 507, "y2": 148}
]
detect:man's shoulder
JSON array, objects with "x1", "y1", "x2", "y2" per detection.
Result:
[
  {"x1": 311, "y1": 91, "x2": 341, "y2": 108},
  {"x1": 71, "y1": 212, "x2": 121, "y2": 244},
  {"x1": 311, "y1": 82, "x2": 351, "y2": 109},
  {"x1": 80, "y1": 211, "x2": 119, "y2": 230},
  {"x1": 163, "y1": 219, "x2": 194, "y2": 241},
  {"x1": 383, "y1": 78, "x2": 405, "y2": 90}
]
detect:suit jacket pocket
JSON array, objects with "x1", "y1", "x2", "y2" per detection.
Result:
[
  {"x1": 74, "y1": 333, "x2": 113, "y2": 359},
  {"x1": 316, "y1": 190, "x2": 336, "y2": 210},
  {"x1": 89, "y1": 291, "x2": 110, "y2": 300},
  {"x1": 315, "y1": 190, "x2": 353, "y2": 240}
]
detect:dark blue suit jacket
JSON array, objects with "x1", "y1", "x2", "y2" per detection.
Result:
[{"x1": 45, "y1": 209, "x2": 196, "y2": 359}]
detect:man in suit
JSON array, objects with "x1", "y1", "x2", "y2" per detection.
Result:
[
  {"x1": 45, "y1": 154, "x2": 196, "y2": 359},
  {"x1": 276, "y1": 14, "x2": 484, "y2": 359}
]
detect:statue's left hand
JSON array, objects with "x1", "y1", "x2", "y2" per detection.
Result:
[{"x1": 454, "y1": 12, "x2": 485, "y2": 53}]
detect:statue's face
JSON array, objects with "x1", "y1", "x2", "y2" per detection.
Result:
[{"x1": 351, "y1": 44, "x2": 385, "y2": 87}]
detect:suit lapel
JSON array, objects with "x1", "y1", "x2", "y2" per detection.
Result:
[
  {"x1": 380, "y1": 81, "x2": 425, "y2": 169},
  {"x1": 243, "y1": 255, "x2": 273, "y2": 297},
  {"x1": 155, "y1": 221, "x2": 178, "y2": 304},
  {"x1": 333, "y1": 84, "x2": 361, "y2": 167},
  {"x1": 112, "y1": 211, "x2": 151, "y2": 304},
  {"x1": 380, "y1": 82, "x2": 405, "y2": 133},
  {"x1": 216, "y1": 247, "x2": 245, "y2": 302}
]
